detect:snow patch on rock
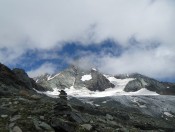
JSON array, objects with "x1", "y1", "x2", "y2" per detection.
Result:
[
  {"x1": 92, "y1": 68, "x2": 97, "y2": 71},
  {"x1": 34, "y1": 88, "x2": 60, "y2": 98},
  {"x1": 47, "y1": 73, "x2": 60, "y2": 81},
  {"x1": 81, "y1": 74, "x2": 92, "y2": 81}
]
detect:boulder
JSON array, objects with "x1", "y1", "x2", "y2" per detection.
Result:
[
  {"x1": 81, "y1": 124, "x2": 92, "y2": 131},
  {"x1": 106, "y1": 114, "x2": 113, "y2": 120},
  {"x1": 51, "y1": 118, "x2": 77, "y2": 132},
  {"x1": 33, "y1": 118, "x2": 55, "y2": 132},
  {"x1": 1, "y1": 115, "x2": 8, "y2": 118},
  {"x1": 70, "y1": 112, "x2": 89, "y2": 123},
  {"x1": 10, "y1": 115, "x2": 21, "y2": 122},
  {"x1": 12, "y1": 126, "x2": 22, "y2": 132}
]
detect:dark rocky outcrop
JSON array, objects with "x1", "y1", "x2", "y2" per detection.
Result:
[
  {"x1": 161, "y1": 82, "x2": 175, "y2": 95},
  {"x1": 121, "y1": 73, "x2": 169, "y2": 94},
  {"x1": 0, "y1": 63, "x2": 24, "y2": 89},
  {"x1": 124, "y1": 79, "x2": 145, "y2": 92},
  {"x1": 13, "y1": 68, "x2": 46, "y2": 91},
  {"x1": 12, "y1": 68, "x2": 34, "y2": 89},
  {"x1": 0, "y1": 63, "x2": 28, "y2": 96},
  {"x1": 0, "y1": 63, "x2": 46, "y2": 96},
  {"x1": 84, "y1": 70, "x2": 115, "y2": 91}
]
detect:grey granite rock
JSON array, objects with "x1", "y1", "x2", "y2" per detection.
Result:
[
  {"x1": 122, "y1": 73, "x2": 167, "y2": 94},
  {"x1": 124, "y1": 79, "x2": 143, "y2": 92},
  {"x1": 12, "y1": 126, "x2": 22, "y2": 132},
  {"x1": 37, "y1": 66, "x2": 115, "y2": 92},
  {"x1": 81, "y1": 124, "x2": 92, "y2": 131},
  {"x1": 83, "y1": 70, "x2": 115, "y2": 91}
]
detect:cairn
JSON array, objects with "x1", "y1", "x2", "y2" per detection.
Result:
[
  {"x1": 54, "y1": 90, "x2": 71, "y2": 116},
  {"x1": 59, "y1": 90, "x2": 67, "y2": 100}
]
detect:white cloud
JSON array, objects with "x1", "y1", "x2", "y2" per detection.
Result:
[
  {"x1": 72, "y1": 44, "x2": 175, "y2": 79},
  {"x1": 0, "y1": 0, "x2": 175, "y2": 78},
  {"x1": 27, "y1": 63, "x2": 57, "y2": 77},
  {"x1": 98, "y1": 48, "x2": 175, "y2": 78},
  {"x1": 0, "y1": 0, "x2": 174, "y2": 47}
]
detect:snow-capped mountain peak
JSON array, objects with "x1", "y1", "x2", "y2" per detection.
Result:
[{"x1": 33, "y1": 66, "x2": 175, "y2": 97}]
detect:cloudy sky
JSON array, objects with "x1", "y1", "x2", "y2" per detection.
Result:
[{"x1": 0, "y1": 0, "x2": 175, "y2": 81}]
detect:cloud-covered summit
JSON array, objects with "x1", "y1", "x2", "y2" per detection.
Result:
[{"x1": 0, "y1": 0, "x2": 175, "y2": 80}]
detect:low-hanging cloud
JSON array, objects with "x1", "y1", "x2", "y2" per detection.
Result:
[
  {"x1": 73, "y1": 44, "x2": 175, "y2": 79},
  {"x1": 0, "y1": 0, "x2": 175, "y2": 79},
  {"x1": 27, "y1": 63, "x2": 57, "y2": 78}
]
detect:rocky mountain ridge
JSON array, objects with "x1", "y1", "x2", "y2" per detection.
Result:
[
  {"x1": 35, "y1": 66, "x2": 175, "y2": 95},
  {"x1": 116, "y1": 73, "x2": 175, "y2": 95},
  {"x1": 35, "y1": 65, "x2": 115, "y2": 92},
  {"x1": 0, "y1": 63, "x2": 46, "y2": 96}
]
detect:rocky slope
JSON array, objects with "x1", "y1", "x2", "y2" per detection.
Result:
[
  {"x1": 1, "y1": 88, "x2": 175, "y2": 131},
  {"x1": 0, "y1": 63, "x2": 47, "y2": 96},
  {"x1": 0, "y1": 63, "x2": 175, "y2": 131}
]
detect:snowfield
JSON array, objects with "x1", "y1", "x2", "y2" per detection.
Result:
[
  {"x1": 34, "y1": 75, "x2": 175, "y2": 119},
  {"x1": 36, "y1": 75, "x2": 159, "y2": 98}
]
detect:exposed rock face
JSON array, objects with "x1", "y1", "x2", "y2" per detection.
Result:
[
  {"x1": 36, "y1": 67, "x2": 175, "y2": 94},
  {"x1": 124, "y1": 79, "x2": 145, "y2": 92},
  {"x1": 84, "y1": 70, "x2": 115, "y2": 91},
  {"x1": 119, "y1": 73, "x2": 168, "y2": 94},
  {"x1": 37, "y1": 66, "x2": 78, "y2": 91},
  {"x1": 0, "y1": 63, "x2": 46, "y2": 95},
  {"x1": 34, "y1": 73, "x2": 50, "y2": 83},
  {"x1": 130, "y1": 74, "x2": 165, "y2": 92},
  {"x1": 37, "y1": 66, "x2": 114, "y2": 91},
  {"x1": 161, "y1": 82, "x2": 175, "y2": 95},
  {"x1": 13, "y1": 68, "x2": 33, "y2": 88},
  {"x1": 0, "y1": 63, "x2": 23, "y2": 88},
  {"x1": 0, "y1": 63, "x2": 26, "y2": 96},
  {"x1": 12, "y1": 68, "x2": 48, "y2": 91}
]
